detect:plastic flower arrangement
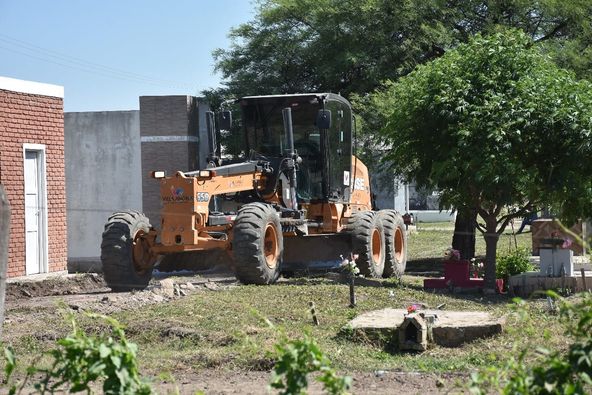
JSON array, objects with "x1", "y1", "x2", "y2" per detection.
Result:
[
  {"x1": 340, "y1": 254, "x2": 360, "y2": 275},
  {"x1": 407, "y1": 304, "x2": 419, "y2": 314},
  {"x1": 443, "y1": 247, "x2": 461, "y2": 261},
  {"x1": 470, "y1": 258, "x2": 485, "y2": 278}
]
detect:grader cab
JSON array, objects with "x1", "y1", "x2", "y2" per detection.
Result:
[{"x1": 101, "y1": 93, "x2": 407, "y2": 291}]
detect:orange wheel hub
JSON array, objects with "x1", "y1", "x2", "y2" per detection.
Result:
[
  {"x1": 371, "y1": 228, "x2": 382, "y2": 265},
  {"x1": 264, "y1": 223, "x2": 279, "y2": 269},
  {"x1": 394, "y1": 227, "x2": 404, "y2": 263}
]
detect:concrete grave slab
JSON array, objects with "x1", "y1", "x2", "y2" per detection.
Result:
[{"x1": 346, "y1": 308, "x2": 504, "y2": 348}]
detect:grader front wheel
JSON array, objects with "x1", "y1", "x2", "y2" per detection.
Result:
[
  {"x1": 101, "y1": 211, "x2": 157, "y2": 292},
  {"x1": 233, "y1": 203, "x2": 283, "y2": 284}
]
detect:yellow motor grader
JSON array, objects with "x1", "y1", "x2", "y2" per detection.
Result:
[{"x1": 101, "y1": 93, "x2": 406, "y2": 291}]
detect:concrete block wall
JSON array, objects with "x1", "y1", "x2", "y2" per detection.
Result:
[
  {"x1": 65, "y1": 111, "x2": 142, "y2": 271},
  {"x1": 0, "y1": 77, "x2": 67, "y2": 277},
  {"x1": 140, "y1": 96, "x2": 207, "y2": 227}
]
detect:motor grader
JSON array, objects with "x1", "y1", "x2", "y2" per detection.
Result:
[{"x1": 101, "y1": 93, "x2": 407, "y2": 291}]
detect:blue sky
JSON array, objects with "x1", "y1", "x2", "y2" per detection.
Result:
[{"x1": 0, "y1": 1, "x2": 255, "y2": 111}]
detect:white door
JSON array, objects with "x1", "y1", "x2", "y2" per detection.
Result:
[{"x1": 24, "y1": 150, "x2": 44, "y2": 275}]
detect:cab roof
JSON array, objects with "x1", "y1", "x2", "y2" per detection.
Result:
[{"x1": 237, "y1": 93, "x2": 351, "y2": 107}]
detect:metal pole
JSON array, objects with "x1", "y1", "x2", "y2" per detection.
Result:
[
  {"x1": 404, "y1": 183, "x2": 409, "y2": 213},
  {"x1": 282, "y1": 107, "x2": 298, "y2": 210},
  {"x1": 349, "y1": 275, "x2": 356, "y2": 308},
  {"x1": 393, "y1": 177, "x2": 396, "y2": 210},
  {"x1": 583, "y1": 222, "x2": 587, "y2": 257},
  {"x1": 0, "y1": 185, "x2": 11, "y2": 339}
]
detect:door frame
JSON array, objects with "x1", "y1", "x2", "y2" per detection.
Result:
[{"x1": 22, "y1": 143, "x2": 48, "y2": 274}]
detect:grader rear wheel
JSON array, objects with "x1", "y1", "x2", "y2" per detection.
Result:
[
  {"x1": 232, "y1": 203, "x2": 283, "y2": 284},
  {"x1": 101, "y1": 211, "x2": 157, "y2": 292},
  {"x1": 348, "y1": 211, "x2": 385, "y2": 278},
  {"x1": 379, "y1": 210, "x2": 407, "y2": 278}
]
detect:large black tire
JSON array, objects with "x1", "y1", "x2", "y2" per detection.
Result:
[
  {"x1": 379, "y1": 210, "x2": 407, "y2": 278},
  {"x1": 348, "y1": 211, "x2": 385, "y2": 278},
  {"x1": 232, "y1": 203, "x2": 283, "y2": 284},
  {"x1": 101, "y1": 211, "x2": 156, "y2": 292}
]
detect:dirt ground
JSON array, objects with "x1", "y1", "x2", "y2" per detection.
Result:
[{"x1": 3, "y1": 271, "x2": 464, "y2": 394}]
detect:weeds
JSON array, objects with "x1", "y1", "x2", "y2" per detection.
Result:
[
  {"x1": 269, "y1": 333, "x2": 351, "y2": 395},
  {"x1": 496, "y1": 248, "x2": 534, "y2": 285},
  {"x1": 469, "y1": 291, "x2": 592, "y2": 394},
  {"x1": 2, "y1": 312, "x2": 152, "y2": 394}
]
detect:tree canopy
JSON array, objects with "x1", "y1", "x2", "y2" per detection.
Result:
[
  {"x1": 212, "y1": 0, "x2": 592, "y2": 100},
  {"x1": 378, "y1": 29, "x2": 592, "y2": 288},
  {"x1": 210, "y1": 0, "x2": 592, "y2": 182}
]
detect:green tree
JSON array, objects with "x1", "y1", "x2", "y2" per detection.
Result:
[
  {"x1": 213, "y1": 0, "x2": 592, "y2": 98},
  {"x1": 211, "y1": 0, "x2": 592, "y2": 259},
  {"x1": 212, "y1": 0, "x2": 592, "y2": 164},
  {"x1": 213, "y1": 0, "x2": 454, "y2": 98},
  {"x1": 379, "y1": 29, "x2": 592, "y2": 290},
  {"x1": 444, "y1": 0, "x2": 592, "y2": 80}
]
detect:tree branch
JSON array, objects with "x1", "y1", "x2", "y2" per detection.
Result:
[
  {"x1": 493, "y1": 204, "x2": 503, "y2": 217},
  {"x1": 496, "y1": 215, "x2": 515, "y2": 235},
  {"x1": 496, "y1": 202, "x2": 534, "y2": 235},
  {"x1": 535, "y1": 21, "x2": 568, "y2": 42},
  {"x1": 477, "y1": 207, "x2": 489, "y2": 221},
  {"x1": 476, "y1": 221, "x2": 486, "y2": 234}
]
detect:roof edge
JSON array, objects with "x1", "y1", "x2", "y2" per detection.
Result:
[{"x1": 0, "y1": 76, "x2": 64, "y2": 98}]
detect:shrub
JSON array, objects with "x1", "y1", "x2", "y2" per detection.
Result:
[
  {"x1": 2, "y1": 313, "x2": 152, "y2": 395},
  {"x1": 496, "y1": 248, "x2": 534, "y2": 282},
  {"x1": 469, "y1": 292, "x2": 592, "y2": 394},
  {"x1": 270, "y1": 334, "x2": 351, "y2": 395}
]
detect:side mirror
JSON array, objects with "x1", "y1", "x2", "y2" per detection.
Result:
[
  {"x1": 316, "y1": 109, "x2": 331, "y2": 129},
  {"x1": 218, "y1": 110, "x2": 232, "y2": 130}
]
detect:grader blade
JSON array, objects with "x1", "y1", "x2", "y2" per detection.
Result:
[{"x1": 282, "y1": 233, "x2": 351, "y2": 272}]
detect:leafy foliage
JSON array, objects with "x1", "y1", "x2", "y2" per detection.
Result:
[
  {"x1": 377, "y1": 29, "x2": 592, "y2": 287},
  {"x1": 495, "y1": 248, "x2": 534, "y2": 285},
  {"x1": 211, "y1": 0, "x2": 592, "y2": 186},
  {"x1": 469, "y1": 292, "x2": 592, "y2": 394},
  {"x1": 214, "y1": 0, "x2": 592, "y2": 99},
  {"x1": 213, "y1": 0, "x2": 454, "y2": 98},
  {"x1": 3, "y1": 346, "x2": 18, "y2": 395},
  {"x1": 2, "y1": 313, "x2": 152, "y2": 395},
  {"x1": 270, "y1": 334, "x2": 351, "y2": 395}
]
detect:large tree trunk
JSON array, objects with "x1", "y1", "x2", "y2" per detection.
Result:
[
  {"x1": 452, "y1": 207, "x2": 476, "y2": 259},
  {"x1": 483, "y1": 216, "x2": 500, "y2": 291}
]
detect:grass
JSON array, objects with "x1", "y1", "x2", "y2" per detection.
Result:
[
  {"x1": 113, "y1": 224, "x2": 551, "y2": 377},
  {"x1": 112, "y1": 277, "x2": 562, "y2": 379},
  {"x1": 2, "y1": 223, "x2": 565, "y2": 385},
  {"x1": 407, "y1": 221, "x2": 532, "y2": 274}
]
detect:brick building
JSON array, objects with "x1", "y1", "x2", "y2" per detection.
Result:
[{"x1": 0, "y1": 76, "x2": 67, "y2": 277}]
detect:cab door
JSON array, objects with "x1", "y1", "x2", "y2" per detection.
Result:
[{"x1": 326, "y1": 100, "x2": 352, "y2": 202}]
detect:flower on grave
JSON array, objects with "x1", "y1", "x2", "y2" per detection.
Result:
[
  {"x1": 444, "y1": 247, "x2": 461, "y2": 261},
  {"x1": 470, "y1": 258, "x2": 485, "y2": 278},
  {"x1": 407, "y1": 304, "x2": 418, "y2": 314},
  {"x1": 562, "y1": 238, "x2": 573, "y2": 249},
  {"x1": 340, "y1": 254, "x2": 360, "y2": 275}
]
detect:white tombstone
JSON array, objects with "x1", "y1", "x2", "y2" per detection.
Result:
[{"x1": 540, "y1": 248, "x2": 574, "y2": 277}]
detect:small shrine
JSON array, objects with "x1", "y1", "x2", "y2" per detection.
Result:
[
  {"x1": 398, "y1": 313, "x2": 428, "y2": 351},
  {"x1": 423, "y1": 248, "x2": 503, "y2": 292}
]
